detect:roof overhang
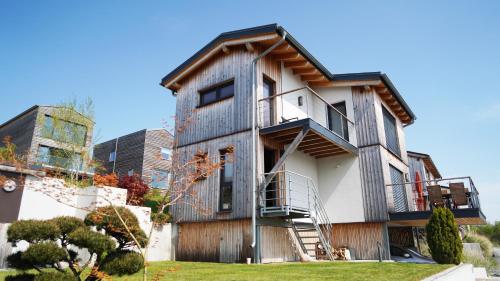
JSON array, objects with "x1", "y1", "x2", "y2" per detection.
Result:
[
  {"x1": 407, "y1": 150, "x2": 442, "y2": 178},
  {"x1": 160, "y1": 24, "x2": 416, "y2": 125}
]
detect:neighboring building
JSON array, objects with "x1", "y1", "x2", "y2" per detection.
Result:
[
  {"x1": 160, "y1": 24, "x2": 485, "y2": 263},
  {"x1": 93, "y1": 129, "x2": 173, "y2": 189},
  {"x1": 0, "y1": 105, "x2": 94, "y2": 172}
]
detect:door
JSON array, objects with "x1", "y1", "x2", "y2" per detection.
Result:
[
  {"x1": 390, "y1": 165, "x2": 408, "y2": 212},
  {"x1": 262, "y1": 77, "x2": 275, "y2": 127},
  {"x1": 264, "y1": 148, "x2": 277, "y2": 207}
]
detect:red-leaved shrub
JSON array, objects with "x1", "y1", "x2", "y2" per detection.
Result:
[{"x1": 118, "y1": 175, "x2": 150, "y2": 205}]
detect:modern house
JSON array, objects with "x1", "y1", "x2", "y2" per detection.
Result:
[
  {"x1": 93, "y1": 129, "x2": 173, "y2": 189},
  {"x1": 0, "y1": 105, "x2": 94, "y2": 173},
  {"x1": 160, "y1": 24, "x2": 485, "y2": 263}
]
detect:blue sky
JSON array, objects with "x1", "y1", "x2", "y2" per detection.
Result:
[{"x1": 1, "y1": 1, "x2": 499, "y2": 221}]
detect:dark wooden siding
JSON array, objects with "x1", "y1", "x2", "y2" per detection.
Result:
[
  {"x1": 331, "y1": 222, "x2": 390, "y2": 260},
  {"x1": 172, "y1": 130, "x2": 252, "y2": 222},
  {"x1": 0, "y1": 108, "x2": 38, "y2": 160},
  {"x1": 175, "y1": 47, "x2": 256, "y2": 147},
  {"x1": 0, "y1": 171, "x2": 25, "y2": 223},
  {"x1": 93, "y1": 130, "x2": 146, "y2": 177},
  {"x1": 358, "y1": 145, "x2": 389, "y2": 222},
  {"x1": 352, "y1": 87, "x2": 379, "y2": 147}
]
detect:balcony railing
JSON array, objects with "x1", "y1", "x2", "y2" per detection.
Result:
[
  {"x1": 36, "y1": 154, "x2": 89, "y2": 173},
  {"x1": 258, "y1": 86, "x2": 355, "y2": 143},
  {"x1": 386, "y1": 176, "x2": 481, "y2": 213}
]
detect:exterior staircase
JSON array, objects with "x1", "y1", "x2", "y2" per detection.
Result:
[{"x1": 261, "y1": 170, "x2": 334, "y2": 260}]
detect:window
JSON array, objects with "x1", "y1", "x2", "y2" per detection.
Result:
[
  {"x1": 109, "y1": 151, "x2": 116, "y2": 162},
  {"x1": 262, "y1": 77, "x2": 275, "y2": 127},
  {"x1": 194, "y1": 152, "x2": 208, "y2": 181},
  {"x1": 199, "y1": 80, "x2": 234, "y2": 106},
  {"x1": 327, "y1": 101, "x2": 349, "y2": 141},
  {"x1": 37, "y1": 145, "x2": 82, "y2": 170},
  {"x1": 390, "y1": 165, "x2": 408, "y2": 212},
  {"x1": 219, "y1": 149, "x2": 234, "y2": 211},
  {"x1": 152, "y1": 169, "x2": 169, "y2": 189},
  {"x1": 161, "y1": 147, "x2": 171, "y2": 160},
  {"x1": 382, "y1": 106, "x2": 401, "y2": 156},
  {"x1": 128, "y1": 169, "x2": 134, "y2": 176},
  {"x1": 42, "y1": 115, "x2": 87, "y2": 146}
]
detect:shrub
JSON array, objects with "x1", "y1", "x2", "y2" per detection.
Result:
[
  {"x1": 118, "y1": 175, "x2": 150, "y2": 205},
  {"x1": 4, "y1": 273, "x2": 36, "y2": 281},
  {"x1": 425, "y1": 207, "x2": 463, "y2": 264},
  {"x1": 33, "y1": 272, "x2": 75, "y2": 281},
  {"x1": 50, "y1": 216, "x2": 86, "y2": 235},
  {"x1": 93, "y1": 173, "x2": 118, "y2": 187},
  {"x1": 101, "y1": 250, "x2": 144, "y2": 276},
  {"x1": 464, "y1": 233, "x2": 493, "y2": 258},
  {"x1": 21, "y1": 242, "x2": 67, "y2": 266},
  {"x1": 67, "y1": 227, "x2": 115, "y2": 256},
  {"x1": 85, "y1": 206, "x2": 148, "y2": 249}
]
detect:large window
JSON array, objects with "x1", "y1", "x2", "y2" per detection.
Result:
[
  {"x1": 219, "y1": 149, "x2": 234, "y2": 211},
  {"x1": 382, "y1": 107, "x2": 400, "y2": 156},
  {"x1": 37, "y1": 145, "x2": 82, "y2": 170},
  {"x1": 199, "y1": 80, "x2": 234, "y2": 107},
  {"x1": 151, "y1": 169, "x2": 169, "y2": 189},
  {"x1": 42, "y1": 115, "x2": 87, "y2": 146},
  {"x1": 390, "y1": 165, "x2": 408, "y2": 212},
  {"x1": 109, "y1": 151, "x2": 116, "y2": 162},
  {"x1": 327, "y1": 101, "x2": 349, "y2": 141}
]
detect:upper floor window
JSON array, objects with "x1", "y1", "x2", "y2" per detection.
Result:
[
  {"x1": 219, "y1": 148, "x2": 234, "y2": 211},
  {"x1": 128, "y1": 169, "x2": 134, "y2": 176},
  {"x1": 161, "y1": 147, "x2": 171, "y2": 160},
  {"x1": 199, "y1": 80, "x2": 234, "y2": 107},
  {"x1": 109, "y1": 151, "x2": 116, "y2": 162},
  {"x1": 42, "y1": 115, "x2": 87, "y2": 146},
  {"x1": 151, "y1": 169, "x2": 169, "y2": 189},
  {"x1": 382, "y1": 106, "x2": 401, "y2": 156},
  {"x1": 327, "y1": 101, "x2": 349, "y2": 141}
]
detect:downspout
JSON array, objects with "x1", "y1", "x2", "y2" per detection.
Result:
[{"x1": 250, "y1": 30, "x2": 287, "y2": 261}]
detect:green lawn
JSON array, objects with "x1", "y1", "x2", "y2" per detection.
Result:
[{"x1": 0, "y1": 261, "x2": 452, "y2": 281}]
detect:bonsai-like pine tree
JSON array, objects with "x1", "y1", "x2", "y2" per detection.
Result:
[
  {"x1": 425, "y1": 207, "x2": 463, "y2": 264},
  {"x1": 6, "y1": 216, "x2": 115, "y2": 281}
]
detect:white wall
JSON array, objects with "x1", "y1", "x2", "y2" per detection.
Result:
[{"x1": 317, "y1": 154, "x2": 365, "y2": 223}]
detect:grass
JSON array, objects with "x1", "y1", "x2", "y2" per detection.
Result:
[{"x1": 0, "y1": 261, "x2": 453, "y2": 281}]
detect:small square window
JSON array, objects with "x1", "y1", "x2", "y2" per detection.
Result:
[
  {"x1": 128, "y1": 169, "x2": 134, "y2": 176},
  {"x1": 161, "y1": 147, "x2": 171, "y2": 160},
  {"x1": 109, "y1": 151, "x2": 116, "y2": 162}
]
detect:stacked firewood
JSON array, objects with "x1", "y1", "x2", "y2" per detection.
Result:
[{"x1": 332, "y1": 247, "x2": 349, "y2": 260}]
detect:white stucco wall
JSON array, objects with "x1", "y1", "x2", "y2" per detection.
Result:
[{"x1": 317, "y1": 154, "x2": 365, "y2": 223}]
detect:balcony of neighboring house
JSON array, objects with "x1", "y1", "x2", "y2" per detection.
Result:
[
  {"x1": 386, "y1": 176, "x2": 486, "y2": 227},
  {"x1": 258, "y1": 85, "x2": 357, "y2": 159}
]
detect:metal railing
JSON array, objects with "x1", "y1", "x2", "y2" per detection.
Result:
[
  {"x1": 257, "y1": 86, "x2": 355, "y2": 143},
  {"x1": 260, "y1": 170, "x2": 334, "y2": 260},
  {"x1": 386, "y1": 176, "x2": 481, "y2": 213}
]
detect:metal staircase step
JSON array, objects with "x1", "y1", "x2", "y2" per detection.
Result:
[{"x1": 297, "y1": 236, "x2": 319, "y2": 239}]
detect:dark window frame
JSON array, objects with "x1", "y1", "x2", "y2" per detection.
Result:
[
  {"x1": 219, "y1": 148, "x2": 234, "y2": 212},
  {"x1": 198, "y1": 79, "x2": 235, "y2": 107},
  {"x1": 382, "y1": 106, "x2": 401, "y2": 157},
  {"x1": 42, "y1": 114, "x2": 88, "y2": 146},
  {"x1": 327, "y1": 101, "x2": 349, "y2": 141}
]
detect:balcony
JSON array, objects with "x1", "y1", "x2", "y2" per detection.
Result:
[
  {"x1": 258, "y1": 86, "x2": 357, "y2": 158},
  {"x1": 386, "y1": 176, "x2": 486, "y2": 226}
]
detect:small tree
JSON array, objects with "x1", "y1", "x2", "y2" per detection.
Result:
[
  {"x1": 117, "y1": 175, "x2": 150, "y2": 205},
  {"x1": 426, "y1": 207, "x2": 463, "y2": 264},
  {"x1": 6, "y1": 217, "x2": 115, "y2": 281}
]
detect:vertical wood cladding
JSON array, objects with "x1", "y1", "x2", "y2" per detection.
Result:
[
  {"x1": 331, "y1": 222, "x2": 390, "y2": 260},
  {"x1": 259, "y1": 226, "x2": 297, "y2": 263},
  {"x1": 176, "y1": 219, "x2": 252, "y2": 263},
  {"x1": 388, "y1": 227, "x2": 415, "y2": 248},
  {"x1": 175, "y1": 47, "x2": 256, "y2": 147},
  {"x1": 352, "y1": 87, "x2": 379, "y2": 147},
  {"x1": 358, "y1": 146, "x2": 389, "y2": 222},
  {"x1": 0, "y1": 108, "x2": 38, "y2": 159},
  {"x1": 172, "y1": 130, "x2": 252, "y2": 222}
]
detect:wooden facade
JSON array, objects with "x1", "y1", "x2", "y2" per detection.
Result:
[{"x1": 330, "y1": 222, "x2": 390, "y2": 260}]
